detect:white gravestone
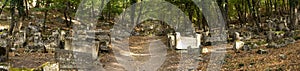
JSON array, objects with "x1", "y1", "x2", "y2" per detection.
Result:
[{"x1": 175, "y1": 32, "x2": 199, "y2": 49}]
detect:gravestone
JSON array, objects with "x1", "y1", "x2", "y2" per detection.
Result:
[
  {"x1": 57, "y1": 29, "x2": 110, "y2": 70},
  {"x1": 175, "y1": 32, "x2": 199, "y2": 49}
]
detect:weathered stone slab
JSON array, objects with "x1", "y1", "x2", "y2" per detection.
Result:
[{"x1": 55, "y1": 49, "x2": 95, "y2": 69}]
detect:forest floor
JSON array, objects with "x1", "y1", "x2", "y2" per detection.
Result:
[
  {"x1": 10, "y1": 36, "x2": 300, "y2": 71},
  {"x1": 4, "y1": 25, "x2": 300, "y2": 71},
  {"x1": 0, "y1": 11, "x2": 300, "y2": 70},
  {"x1": 98, "y1": 36, "x2": 300, "y2": 71}
]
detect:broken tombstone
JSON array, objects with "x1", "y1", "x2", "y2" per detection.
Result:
[
  {"x1": 232, "y1": 32, "x2": 244, "y2": 51},
  {"x1": 233, "y1": 40, "x2": 245, "y2": 53}
]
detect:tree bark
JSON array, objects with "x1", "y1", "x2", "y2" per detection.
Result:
[
  {"x1": 235, "y1": 4, "x2": 244, "y2": 26},
  {"x1": 25, "y1": 0, "x2": 29, "y2": 17},
  {"x1": 8, "y1": 0, "x2": 17, "y2": 62},
  {"x1": 247, "y1": 0, "x2": 261, "y2": 32},
  {"x1": 289, "y1": 0, "x2": 298, "y2": 30}
]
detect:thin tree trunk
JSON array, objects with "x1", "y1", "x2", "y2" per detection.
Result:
[
  {"x1": 44, "y1": 0, "x2": 49, "y2": 30},
  {"x1": 289, "y1": 0, "x2": 298, "y2": 30},
  {"x1": 64, "y1": 1, "x2": 69, "y2": 26},
  {"x1": 9, "y1": 0, "x2": 16, "y2": 35},
  {"x1": 247, "y1": 0, "x2": 261, "y2": 32},
  {"x1": 16, "y1": 0, "x2": 25, "y2": 20},
  {"x1": 236, "y1": 4, "x2": 244, "y2": 26},
  {"x1": 275, "y1": 0, "x2": 277, "y2": 14},
  {"x1": 25, "y1": 0, "x2": 29, "y2": 17},
  {"x1": 255, "y1": 0, "x2": 262, "y2": 28},
  {"x1": 8, "y1": 0, "x2": 16, "y2": 62},
  {"x1": 225, "y1": 0, "x2": 228, "y2": 24}
]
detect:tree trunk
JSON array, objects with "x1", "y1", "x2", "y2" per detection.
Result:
[
  {"x1": 63, "y1": 1, "x2": 71, "y2": 27},
  {"x1": 224, "y1": 0, "x2": 228, "y2": 23},
  {"x1": 8, "y1": 0, "x2": 17, "y2": 62},
  {"x1": 25, "y1": 0, "x2": 29, "y2": 17},
  {"x1": 9, "y1": 0, "x2": 16, "y2": 35},
  {"x1": 16, "y1": 0, "x2": 25, "y2": 20},
  {"x1": 247, "y1": 0, "x2": 261, "y2": 33},
  {"x1": 289, "y1": 0, "x2": 298, "y2": 30},
  {"x1": 43, "y1": 0, "x2": 49, "y2": 33},
  {"x1": 236, "y1": 4, "x2": 244, "y2": 26}
]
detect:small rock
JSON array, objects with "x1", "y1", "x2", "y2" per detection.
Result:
[
  {"x1": 249, "y1": 62, "x2": 255, "y2": 67},
  {"x1": 10, "y1": 48, "x2": 16, "y2": 51},
  {"x1": 202, "y1": 48, "x2": 209, "y2": 54},
  {"x1": 242, "y1": 45, "x2": 251, "y2": 51},
  {"x1": 195, "y1": 57, "x2": 204, "y2": 61},
  {"x1": 267, "y1": 42, "x2": 280, "y2": 48},
  {"x1": 285, "y1": 38, "x2": 295, "y2": 44},
  {"x1": 187, "y1": 67, "x2": 195, "y2": 71},
  {"x1": 256, "y1": 49, "x2": 268, "y2": 54},
  {"x1": 233, "y1": 40, "x2": 244, "y2": 52},
  {"x1": 253, "y1": 43, "x2": 258, "y2": 48},
  {"x1": 279, "y1": 54, "x2": 286, "y2": 59}
]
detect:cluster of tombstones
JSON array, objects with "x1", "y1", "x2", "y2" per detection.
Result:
[{"x1": 56, "y1": 26, "x2": 111, "y2": 70}]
